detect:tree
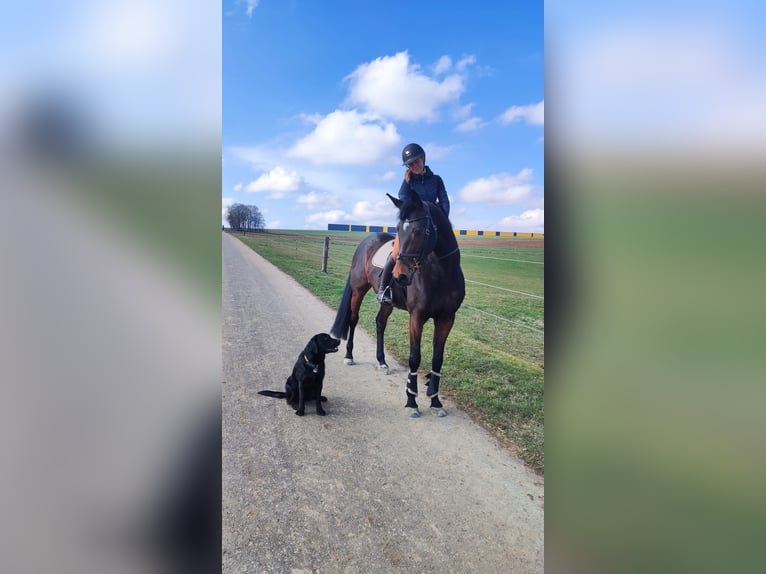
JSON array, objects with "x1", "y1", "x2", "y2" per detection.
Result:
[
  {"x1": 247, "y1": 205, "x2": 265, "y2": 231},
  {"x1": 226, "y1": 203, "x2": 264, "y2": 232}
]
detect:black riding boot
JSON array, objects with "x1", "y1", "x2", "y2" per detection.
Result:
[{"x1": 376, "y1": 256, "x2": 395, "y2": 304}]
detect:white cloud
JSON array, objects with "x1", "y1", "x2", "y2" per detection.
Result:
[
  {"x1": 459, "y1": 168, "x2": 537, "y2": 205},
  {"x1": 288, "y1": 109, "x2": 399, "y2": 165},
  {"x1": 228, "y1": 145, "x2": 280, "y2": 171},
  {"x1": 296, "y1": 191, "x2": 339, "y2": 210},
  {"x1": 350, "y1": 200, "x2": 398, "y2": 223},
  {"x1": 305, "y1": 210, "x2": 349, "y2": 225},
  {"x1": 420, "y1": 143, "x2": 454, "y2": 162},
  {"x1": 302, "y1": 199, "x2": 398, "y2": 228},
  {"x1": 453, "y1": 103, "x2": 485, "y2": 132},
  {"x1": 499, "y1": 100, "x2": 544, "y2": 126},
  {"x1": 244, "y1": 166, "x2": 302, "y2": 197},
  {"x1": 246, "y1": 0, "x2": 259, "y2": 18},
  {"x1": 456, "y1": 117, "x2": 486, "y2": 133},
  {"x1": 433, "y1": 55, "x2": 452, "y2": 75},
  {"x1": 345, "y1": 51, "x2": 465, "y2": 122},
  {"x1": 499, "y1": 209, "x2": 544, "y2": 232},
  {"x1": 454, "y1": 103, "x2": 474, "y2": 120},
  {"x1": 456, "y1": 55, "x2": 477, "y2": 72}
]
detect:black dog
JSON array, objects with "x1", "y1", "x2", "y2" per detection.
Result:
[{"x1": 257, "y1": 333, "x2": 340, "y2": 416}]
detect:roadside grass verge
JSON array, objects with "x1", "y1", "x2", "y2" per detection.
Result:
[{"x1": 231, "y1": 230, "x2": 544, "y2": 472}]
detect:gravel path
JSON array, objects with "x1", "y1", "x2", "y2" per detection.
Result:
[{"x1": 222, "y1": 232, "x2": 544, "y2": 573}]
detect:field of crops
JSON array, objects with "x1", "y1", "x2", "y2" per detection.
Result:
[{"x1": 230, "y1": 230, "x2": 545, "y2": 471}]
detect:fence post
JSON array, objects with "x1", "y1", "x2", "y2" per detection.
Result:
[{"x1": 322, "y1": 236, "x2": 329, "y2": 272}]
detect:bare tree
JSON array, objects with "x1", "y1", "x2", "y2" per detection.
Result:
[
  {"x1": 226, "y1": 203, "x2": 246, "y2": 231},
  {"x1": 226, "y1": 203, "x2": 264, "y2": 232},
  {"x1": 247, "y1": 205, "x2": 265, "y2": 232}
]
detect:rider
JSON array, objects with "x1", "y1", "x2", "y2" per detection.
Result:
[{"x1": 376, "y1": 143, "x2": 451, "y2": 304}]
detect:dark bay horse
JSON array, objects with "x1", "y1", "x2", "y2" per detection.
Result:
[{"x1": 330, "y1": 190, "x2": 465, "y2": 417}]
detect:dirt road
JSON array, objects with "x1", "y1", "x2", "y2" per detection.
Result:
[{"x1": 222, "y1": 233, "x2": 544, "y2": 573}]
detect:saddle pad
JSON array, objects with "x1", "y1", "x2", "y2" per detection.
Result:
[{"x1": 371, "y1": 239, "x2": 395, "y2": 269}]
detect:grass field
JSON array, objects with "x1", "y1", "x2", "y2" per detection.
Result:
[{"x1": 231, "y1": 229, "x2": 545, "y2": 472}]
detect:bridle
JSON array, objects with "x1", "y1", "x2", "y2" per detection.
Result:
[{"x1": 396, "y1": 202, "x2": 458, "y2": 276}]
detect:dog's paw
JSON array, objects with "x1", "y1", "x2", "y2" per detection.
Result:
[{"x1": 317, "y1": 409, "x2": 326, "y2": 416}]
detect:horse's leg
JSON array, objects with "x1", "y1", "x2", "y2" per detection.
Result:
[
  {"x1": 404, "y1": 313, "x2": 425, "y2": 417},
  {"x1": 427, "y1": 315, "x2": 455, "y2": 417},
  {"x1": 374, "y1": 303, "x2": 394, "y2": 372},
  {"x1": 344, "y1": 289, "x2": 364, "y2": 365}
]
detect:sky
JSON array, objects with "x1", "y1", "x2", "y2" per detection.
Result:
[{"x1": 222, "y1": 0, "x2": 544, "y2": 233}]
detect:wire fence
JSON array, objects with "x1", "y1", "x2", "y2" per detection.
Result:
[{"x1": 230, "y1": 231, "x2": 544, "y2": 367}]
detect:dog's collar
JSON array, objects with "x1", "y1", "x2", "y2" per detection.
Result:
[{"x1": 303, "y1": 355, "x2": 319, "y2": 373}]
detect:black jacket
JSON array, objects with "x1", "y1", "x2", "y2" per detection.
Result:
[{"x1": 398, "y1": 166, "x2": 450, "y2": 217}]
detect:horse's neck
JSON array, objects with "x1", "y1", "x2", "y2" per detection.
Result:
[{"x1": 434, "y1": 226, "x2": 459, "y2": 260}]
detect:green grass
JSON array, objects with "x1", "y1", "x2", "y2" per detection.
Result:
[{"x1": 231, "y1": 229, "x2": 545, "y2": 472}]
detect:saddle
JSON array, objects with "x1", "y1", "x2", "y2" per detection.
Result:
[{"x1": 371, "y1": 239, "x2": 396, "y2": 269}]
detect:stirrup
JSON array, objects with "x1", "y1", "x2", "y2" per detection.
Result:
[{"x1": 376, "y1": 287, "x2": 392, "y2": 305}]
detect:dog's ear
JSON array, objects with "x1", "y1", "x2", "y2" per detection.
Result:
[{"x1": 306, "y1": 335, "x2": 320, "y2": 357}]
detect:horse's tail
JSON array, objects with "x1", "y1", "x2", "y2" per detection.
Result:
[
  {"x1": 257, "y1": 390, "x2": 287, "y2": 399},
  {"x1": 330, "y1": 277, "x2": 353, "y2": 341}
]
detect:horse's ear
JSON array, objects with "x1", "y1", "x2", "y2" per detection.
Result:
[{"x1": 386, "y1": 193, "x2": 403, "y2": 208}]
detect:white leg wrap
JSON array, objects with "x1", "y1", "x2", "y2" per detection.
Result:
[
  {"x1": 406, "y1": 372, "x2": 418, "y2": 396},
  {"x1": 427, "y1": 371, "x2": 441, "y2": 399}
]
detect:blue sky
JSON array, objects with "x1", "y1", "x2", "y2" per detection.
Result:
[{"x1": 222, "y1": 0, "x2": 544, "y2": 232}]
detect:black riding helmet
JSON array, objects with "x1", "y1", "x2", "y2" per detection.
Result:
[{"x1": 401, "y1": 143, "x2": 425, "y2": 166}]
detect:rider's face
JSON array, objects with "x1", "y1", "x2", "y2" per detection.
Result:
[{"x1": 407, "y1": 157, "x2": 424, "y2": 174}]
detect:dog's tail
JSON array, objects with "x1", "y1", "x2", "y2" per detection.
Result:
[
  {"x1": 257, "y1": 390, "x2": 287, "y2": 399},
  {"x1": 330, "y1": 277, "x2": 353, "y2": 340}
]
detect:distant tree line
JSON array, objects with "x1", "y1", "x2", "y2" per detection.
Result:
[{"x1": 226, "y1": 203, "x2": 265, "y2": 232}]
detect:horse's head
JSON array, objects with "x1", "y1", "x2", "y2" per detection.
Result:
[{"x1": 387, "y1": 190, "x2": 438, "y2": 284}]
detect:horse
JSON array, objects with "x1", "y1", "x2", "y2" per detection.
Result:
[{"x1": 330, "y1": 189, "x2": 465, "y2": 417}]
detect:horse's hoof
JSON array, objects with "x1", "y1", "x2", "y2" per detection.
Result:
[
  {"x1": 377, "y1": 362, "x2": 389, "y2": 370},
  {"x1": 431, "y1": 407, "x2": 447, "y2": 417},
  {"x1": 406, "y1": 407, "x2": 421, "y2": 418},
  {"x1": 344, "y1": 358, "x2": 355, "y2": 366}
]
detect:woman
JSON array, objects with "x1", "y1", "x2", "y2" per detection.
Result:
[{"x1": 377, "y1": 143, "x2": 451, "y2": 304}]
